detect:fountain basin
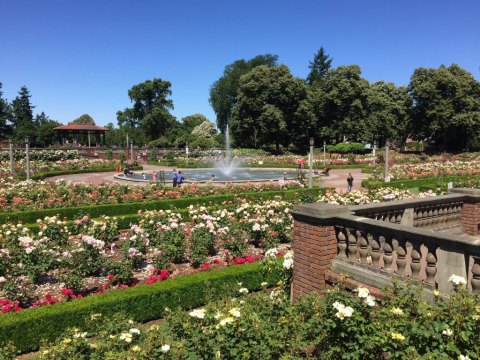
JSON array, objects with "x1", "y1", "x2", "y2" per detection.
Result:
[{"x1": 114, "y1": 168, "x2": 304, "y2": 184}]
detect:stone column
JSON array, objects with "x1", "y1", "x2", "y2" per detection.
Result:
[{"x1": 291, "y1": 203, "x2": 350, "y2": 301}]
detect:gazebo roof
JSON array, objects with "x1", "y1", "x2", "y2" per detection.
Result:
[{"x1": 53, "y1": 123, "x2": 109, "y2": 131}]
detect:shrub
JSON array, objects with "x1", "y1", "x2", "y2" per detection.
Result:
[{"x1": 0, "y1": 262, "x2": 275, "y2": 353}]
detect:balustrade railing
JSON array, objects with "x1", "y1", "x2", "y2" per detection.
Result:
[
  {"x1": 352, "y1": 195, "x2": 464, "y2": 231},
  {"x1": 332, "y1": 214, "x2": 480, "y2": 295}
]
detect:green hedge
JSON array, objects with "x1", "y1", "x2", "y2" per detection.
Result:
[
  {"x1": 0, "y1": 262, "x2": 276, "y2": 353},
  {"x1": 361, "y1": 174, "x2": 478, "y2": 190},
  {"x1": 0, "y1": 188, "x2": 325, "y2": 226},
  {"x1": 28, "y1": 166, "x2": 143, "y2": 180}
]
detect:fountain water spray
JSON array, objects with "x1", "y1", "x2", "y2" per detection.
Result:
[{"x1": 216, "y1": 124, "x2": 239, "y2": 176}]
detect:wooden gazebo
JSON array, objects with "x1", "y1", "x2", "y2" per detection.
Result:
[{"x1": 53, "y1": 123, "x2": 108, "y2": 147}]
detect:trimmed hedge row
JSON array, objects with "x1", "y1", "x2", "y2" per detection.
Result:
[
  {"x1": 0, "y1": 262, "x2": 276, "y2": 353},
  {"x1": 361, "y1": 174, "x2": 479, "y2": 190},
  {"x1": 28, "y1": 165, "x2": 143, "y2": 180},
  {"x1": 0, "y1": 187, "x2": 325, "y2": 225}
]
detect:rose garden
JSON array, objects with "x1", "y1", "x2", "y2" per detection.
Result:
[{"x1": 0, "y1": 147, "x2": 478, "y2": 360}]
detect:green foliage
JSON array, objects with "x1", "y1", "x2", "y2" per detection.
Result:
[
  {"x1": 0, "y1": 262, "x2": 274, "y2": 353},
  {"x1": 72, "y1": 114, "x2": 95, "y2": 125},
  {"x1": 409, "y1": 64, "x2": 480, "y2": 151},
  {"x1": 230, "y1": 64, "x2": 309, "y2": 150},
  {"x1": 306, "y1": 46, "x2": 333, "y2": 86},
  {"x1": 105, "y1": 149, "x2": 113, "y2": 160},
  {"x1": 209, "y1": 54, "x2": 278, "y2": 133},
  {"x1": 116, "y1": 78, "x2": 177, "y2": 142},
  {"x1": 327, "y1": 142, "x2": 366, "y2": 154}
]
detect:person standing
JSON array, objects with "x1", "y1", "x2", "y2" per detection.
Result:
[
  {"x1": 172, "y1": 168, "x2": 178, "y2": 187},
  {"x1": 176, "y1": 170, "x2": 185, "y2": 187},
  {"x1": 347, "y1": 173, "x2": 354, "y2": 192}
]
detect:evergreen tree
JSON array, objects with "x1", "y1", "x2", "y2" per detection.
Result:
[
  {"x1": 11, "y1": 86, "x2": 36, "y2": 142},
  {"x1": 0, "y1": 82, "x2": 12, "y2": 138},
  {"x1": 306, "y1": 47, "x2": 333, "y2": 86}
]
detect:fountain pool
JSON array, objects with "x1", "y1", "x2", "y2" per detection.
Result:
[{"x1": 114, "y1": 168, "x2": 300, "y2": 184}]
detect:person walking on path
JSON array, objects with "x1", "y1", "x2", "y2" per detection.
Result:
[
  {"x1": 172, "y1": 168, "x2": 178, "y2": 187},
  {"x1": 347, "y1": 173, "x2": 354, "y2": 192}
]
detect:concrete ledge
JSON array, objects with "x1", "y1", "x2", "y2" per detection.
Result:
[{"x1": 331, "y1": 259, "x2": 436, "y2": 301}]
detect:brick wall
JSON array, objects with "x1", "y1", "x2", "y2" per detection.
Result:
[
  {"x1": 292, "y1": 218, "x2": 337, "y2": 301},
  {"x1": 461, "y1": 203, "x2": 480, "y2": 235}
]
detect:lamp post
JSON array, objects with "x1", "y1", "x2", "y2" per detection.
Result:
[
  {"x1": 130, "y1": 141, "x2": 134, "y2": 164},
  {"x1": 373, "y1": 141, "x2": 377, "y2": 166},
  {"x1": 9, "y1": 138, "x2": 13, "y2": 175},
  {"x1": 126, "y1": 134, "x2": 129, "y2": 162},
  {"x1": 25, "y1": 136, "x2": 30, "y2": 181},
  {"x1": 308, "y1": 137, "x2": 314, "y2": 188},
  {"x1": 323, "y1": 140, "x2": 326, "y2": 166},
  {"x1": 384, "y1": 140, "x2": 390, "y2": 182},
  {"x1": 186, "y1": 142, "x2": 189, "y2": 160}
]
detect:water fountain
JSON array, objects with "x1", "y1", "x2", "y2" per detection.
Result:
[
  {"x1": 114, "y1": 124, "x2": 302, "y2": 183},
  {"x1": 215, "y1": 124, "x2": 240, "y2": 176}
]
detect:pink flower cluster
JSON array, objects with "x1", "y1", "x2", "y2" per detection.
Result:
[
  {"x1": 0, "y1": 299, "x2": 22, "y2": 313},
  {"x1": 146, "y1": 269, "x2": 170, "y2": 284}
]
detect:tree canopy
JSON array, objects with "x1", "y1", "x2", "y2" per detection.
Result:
[
  {"x1": 73, "y1": 114, "x2": 95, "y2": 125},
  {"x1": 306, "y1": 47, "x2": 333, "y2": 86},
  {"x1": 116, "y1": 78, "x2": 176, "y2": 143},
  {"x1": 408, "y1": 64, "x2": 480, "y2": 151},
  {"x1": 209, "y1": 54, "x2": 278, "y2": 133},
  {"x1": 230, "y1": 64, "x2": 308, "y2": 150}
]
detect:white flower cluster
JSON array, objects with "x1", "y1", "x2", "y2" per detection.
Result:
[
  {"x1": 332, "y1": 301, "x2": 354, "y2": 320},
  {"x1": 448, "y1": 274, "x2": 467, "y2": 287}
]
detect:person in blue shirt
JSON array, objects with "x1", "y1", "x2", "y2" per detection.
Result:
[
  {"x1": 172, "y1": 168, "x2": 178, "y2": 187},
  {"x1": 176, "y1": 170, "x2": 185, "y2": 187}
]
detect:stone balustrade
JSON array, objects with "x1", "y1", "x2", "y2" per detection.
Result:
[{"x1": 291, "y1": 189, "x2": 480, "y2": 300}]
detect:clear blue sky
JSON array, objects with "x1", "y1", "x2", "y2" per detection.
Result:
[{"x1": 1, "y1": 0, "x2": 479, "y2": 127}]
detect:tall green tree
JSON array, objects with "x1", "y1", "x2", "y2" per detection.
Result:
[
  {"x1": 320, "y1": 65, "x2": 370, "y2": 143},
  {"x1": 36, "y1": 119, "x2": 61, "y2": 146},
  {"x1": 230, "y1": 64, "x2": 309, "y2": 150},
  {"x1": 408, "y1": 64, "x2": 480, "y2": 151},
  {"x1": 209, "y1": 54, "x2": 278, "y2": 133},
  {"x1": 11, "y1": 86, "x2": 36, "y2": 142},
  {"x1": 365, "y1": 81, "x2": 411, "y2": 146},
  {"x1": 0, "y1": 82, "x2": 11, "y2": 138},
  {"x1": 181, "y1": 113, "x2": 208, "y2": 133},
  {"x1": 306, "y1": 47, "x2": 333, "y2": 86},
  {"x1": 117, "y1": 78, "x2": 176, "y2": 142},
  {"x1": 73, "y1": 114, "x2": 95, "y2": 124}
]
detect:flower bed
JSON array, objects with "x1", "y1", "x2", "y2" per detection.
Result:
[
  {"x1": 0, "y1": 158, "x2": 120, "y2": 179},
  {"x1": 7, "y1": 277, "x2": 478, "y2": 359},
  {"x1": 0, "y1": 261, "x2": 276, "y2": 354},
  {"x1": 0, "y1": 180, "x2": 304, "y2": 213},
  {"x1": 0, "y1": 198, "x2": 293, "y2": 312}
]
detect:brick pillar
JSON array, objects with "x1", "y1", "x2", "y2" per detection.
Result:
[
  {"x1": 461, "y1": 203, "x2": 480, "y2": 236},
  {"x1": 291, "y1": 203, "x2": 350, "y2": 301}
]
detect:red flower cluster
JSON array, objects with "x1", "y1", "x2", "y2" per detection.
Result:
[
  {"x1": 146, "y1": 269, "x2": 170, "y2": 284},
  {"x1": 61, "y1": 288, "x2": 82, "y2": 299},
  {"x1": 32, "y1": 293, "x2": 61, "y2": 307},
  {"x1": 0, "y1": 299, "x2": 22, "y2": 313}
]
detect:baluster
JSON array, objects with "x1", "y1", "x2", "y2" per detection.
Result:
[
  {"x1": 472, "y1": 257, "x2": 480, "y2": 295},
  {"x1": 382, "y1": 236, "x2": 394, "y2": 273},
  {"x1": 396, "y1": 212, "x2": 402, "y2": 224},
  {"x1": 395, "y1": 238, "x2": 407, "y2": 277},
  {"x1": 425, "y1": 244, "x2": 438, "y2": 286},
  {"x1": 370, "y1": 233, "x2": 381, "y2": 269},
  {"x1": 413, "y1": 210, "x2": 419, "y2": 227},
  {"x1": 336, "y1": 227, "x2": 347, "y2": 258},
  {"x1": 432, "y1": 208, "x2": 438, "y2": 229},
  {"x1": 410, "y1": 241, "x2": 422, "y2": 281},
  {"x1": 357, "y1": 230, "x2": 368, "y2": 265},
  {"x1": 347, "y1": 229, "x2": 358, "y2": 261}
]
